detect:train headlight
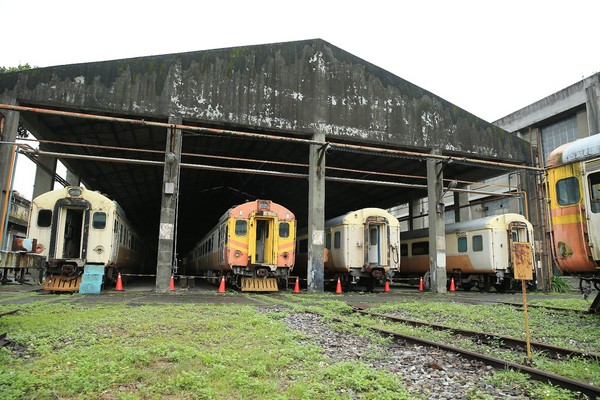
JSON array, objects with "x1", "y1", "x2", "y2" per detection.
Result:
[
  {"x1": 35, "y1": 244, "x2": 44, "y2": 254},
  {"x1": 93, "y1": 245, "x2": 104, "y2": 255},
  {"x1": 234, "y1": 251, "x2": 242, "y2": 258},
  {"x1": 68, "y1": 187, "x2": 82, "y2": 197},
  {"x1": 282, "y1": 252, "x2": 289, "y2": 260}
]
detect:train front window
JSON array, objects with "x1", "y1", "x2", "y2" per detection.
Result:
[
  {"x1": 279, "y1": 222, "x2": 289, "y2": 238},
  {"x1": 92, "y1": 212, "x2": 106, "y2": 229},
  {"x1": 325, "y1": 233, "x2": 331, "y2": 249},
  {"x1": 334, "y1": 231, "x2": 341, "y2": 249},
  {"x1": 37, "y1": 209, "x2": 52, "y2": 227},
  {"x1": 556, "y1": 177, "x2": 580, "y2": 206},
  {"x1": 588, "y1": 172, "x2": 600, "y2": 213},
  {"x1": 473, "y1": 235, "x2": 483, "y2": 252},
  {"x1": 235, "y1": 220, "x2": 247, "y2": 236}
]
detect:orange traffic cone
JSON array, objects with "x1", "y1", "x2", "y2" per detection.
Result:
[
  {"x1": 449, "y1": 278, "x2": 456, "y2": 292},
  {"x1": 384, "y1": 280, "x2": 390, "y2": 292},
  {"x1": 170, "y1": 274, "x2": 175, "y2": 291},
  {"x1": 419, "y1": 276, "x2": 424, "y2": 291},
  {"x1": 115, "y1": 272, "x2": 123, "y2": 291},
  {"x1": 335, "y1": 277, "x2": 343, "y2": 294},
  {"x1": 293, "y1": 277, "x2": 300, "y2": 293},
  {"x1": 217, "y1": 276, "x2": 226, "y2": 293}
]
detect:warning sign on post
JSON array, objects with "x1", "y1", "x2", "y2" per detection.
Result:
[{"x1": 513, "y1": 242, "x2": 534, "y2": 281}]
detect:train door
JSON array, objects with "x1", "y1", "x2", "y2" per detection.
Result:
[
  {"x1": 57, "y1": 207, "x2": 85, "y2": 259},
  {"x1": 250, "y1": 218, "x2": 274, "y2": 264},
  {"x1": 585, "y1": 169, "x2": 600, "y2": 261},
  {"x1": 366, "y1": 218, "x2": 388, "y2": 267}
]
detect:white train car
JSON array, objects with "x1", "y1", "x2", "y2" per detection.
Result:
[
  {"x1": 28, "y1": 186, "x2": 146, "y2": 291},
  {"x1": 297, "y1": 208, "x2": 401, "y2": 291},
  {"x1": 181, "y1": 200, "x2": 296, "y2": 291},
  {"x1": 400, "y1": 213, "x2": 534, "y2": 292}
]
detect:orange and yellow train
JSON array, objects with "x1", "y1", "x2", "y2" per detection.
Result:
[
  {"x1": 546, "y1": 133, "x2": 600, "y2": 290},
  {"x1": 182, "y1": 200, "x2": 296, "y2": 291}
]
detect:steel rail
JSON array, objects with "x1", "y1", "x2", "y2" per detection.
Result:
[
  {"x1": 337, "y1": 317, "x2": 600, "y2": 398},
  {"x1": 448, "y1": 295, "x2": 592, "y2": 315},
  {"x1": 0, "y1": 103, "x2": 542, "y2": 172},
  {"x1": 356, "y1": 309, "x2": 600, "y2": 361}
]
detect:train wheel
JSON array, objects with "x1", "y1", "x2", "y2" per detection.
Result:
[
  {"x1": 494, "y1": 279, "x2": 511, "y2": 293},
  {"x1": 422, "y1": 271, "x2": 431, "y2": 291},
  {"x1": 363, "y1": 277, "x2": 376, "y2": 292},
  {"x1": 479, "y1": 281, "x2": 492, "y2": 292},
  {"x1": 462, "y1": 284, "x2": 473, "y2": 291}
]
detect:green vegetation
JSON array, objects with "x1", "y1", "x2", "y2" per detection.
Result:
[
  {"x1": 0, "y1": 290, "x2": 596, "y2": 399},
  {"x1": 0, "y1": 64, "x2": 33, "y2": 73},
  {"x1": 0, "y1": 296, "x2": 415, "y2": 399},
  {"x1": 550, "y1": 276, "x2": 572, "y2": 293}
]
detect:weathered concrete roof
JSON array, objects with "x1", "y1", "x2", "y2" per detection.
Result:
[{"x1": 0, "y1": 39, "x2": 532, "y2": 252}]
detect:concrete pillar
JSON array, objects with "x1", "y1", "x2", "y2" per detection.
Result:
[
  {"x1": 32, "y1": 142, "x2": 57, "y2": 199},
  {"x1": 0, "y1": 107, "x2": 19, "y2": 216},
  {"x1": 155, "y1": 116, "x2": 182, "y2": 293},
  {"x1": 66, "y1": 169, "x2": 80, "y2": 186},
  {"x1": 307, "y1": 131, "x2": 326, "y2": 292},
  {"x1": 453, "y1": 185, "x2": 470, "y2": 222},
  {"x1": 585, "y1": 77, "x2": 600, "y2": 135},
  {"x1": 427, "y1": 150, "x2": 447, "y2": 294},
  {"x1": 0, "y1": 107, "x2": 19, "y2": 249},
  {"x1": 409, "y1": 197, "x2": 425, "y2": 230}
]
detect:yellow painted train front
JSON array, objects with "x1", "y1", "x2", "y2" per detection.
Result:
[
  {"x1": 182, "y1": 200, "x2": 296, "y2": 291},
  {"x1": 546, "y1": 134, "x2": 600, "y2": 284}
]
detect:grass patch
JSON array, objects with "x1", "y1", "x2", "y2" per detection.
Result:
[{"x1": 0, "y1": 299, "x2": 417, "y2": 399}]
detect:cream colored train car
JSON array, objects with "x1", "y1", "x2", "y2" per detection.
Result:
[
  {"x1": 28, "y1": 186, "x2": 146, "y2": 291},
  {"x1": 400, "y1": 213, "x2": 534, "y2": 292},
  {"x1": 297, "y1": 208, "x2": 401, "y2": 291}
]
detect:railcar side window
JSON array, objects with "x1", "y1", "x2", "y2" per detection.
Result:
[
  {"x1": 279, "y1": 222, "x2": 290, "y2": 238},
  {"x1": 556, "y1": 177, "x2": 580, "y2": 206},
  {"x1": 92, "y1": 212, "x2": 106, "y2": 229},
  {"x1": 37, "y1": 209, "x2": 52, "y2": 227},
  {"x1": 473, "y1": 235, "x2": 483, "y2": 252},
  {"x1": 235, "y1": 220, "x2": 247, "y2": 236},
  {"x1": 588, "y1": 172, "x2": 600, "y2": 213},
  {"x1": 334, "y1": 231, "x2": 341, "y2": 249},
  {"x1": 412, "y1": 241, "x2": 429, "y2": 256},
  {"x1": 400, "y1": 244, "x2": 408, "y2": 257},
  {"x1": 325, "y1": 233, "x2": 331, "y2": 249},
  {"x1": 458, "y1": 237, "x2": 467, "y2": 253}
]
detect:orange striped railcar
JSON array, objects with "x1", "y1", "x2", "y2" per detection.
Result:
[
  {"x1": 546, "y1": 134, "x2": 600, "y2": 290},
  {"x1": 182, "y1": 200, "x2": 296, "y2": 291}
]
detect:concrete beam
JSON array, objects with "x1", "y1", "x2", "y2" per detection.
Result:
[
  {"x1": 155, "y1": 115, "x2": 182, "y2": 293},
  {"x1": 65, "y1": 169, "x2": 80, "y2": 186}
]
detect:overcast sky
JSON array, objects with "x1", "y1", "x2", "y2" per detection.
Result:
[{"x1": 3, "y1": 0, "x2": 600, "y2": 199}]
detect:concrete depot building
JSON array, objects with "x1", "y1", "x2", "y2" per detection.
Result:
[{"x1": 0, "y1": 39, "x2": 573, "y2": 292}]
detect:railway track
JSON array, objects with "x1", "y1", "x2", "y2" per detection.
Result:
[
  {"x1": 447, "y1": 295, "x2": 592, "y2": 315},
  {"x1": 347, "y1": 307, "x2": 600, "y2": 398}
]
